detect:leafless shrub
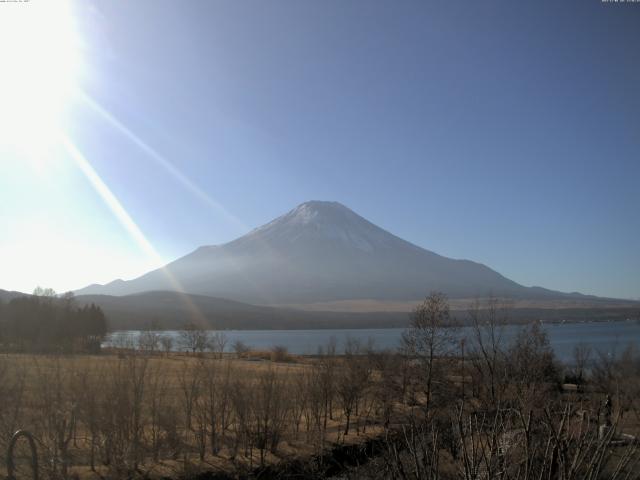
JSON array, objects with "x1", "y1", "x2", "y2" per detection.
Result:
[
  {"x1": 232, "y1": 339, "x2": 251, "y2": 358},
  {"x1": 270, "y1": 344, "x2": 291, "y2": 362}
]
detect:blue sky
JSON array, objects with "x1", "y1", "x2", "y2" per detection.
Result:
[{"x1": 0, "y1": 0, "x2": 638, "y2": 299}]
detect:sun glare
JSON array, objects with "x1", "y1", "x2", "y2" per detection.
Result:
[{"x1": 0, "y1": 0, "x2": 81, "y2": 169}]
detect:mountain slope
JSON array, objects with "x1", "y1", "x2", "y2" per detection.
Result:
[{"x1": 75, "y1": 201, "x2": 583, "y2": 304}]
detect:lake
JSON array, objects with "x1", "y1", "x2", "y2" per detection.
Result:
[{"x1": 106, "y1": 319, "x2": 640, "y2": 364}]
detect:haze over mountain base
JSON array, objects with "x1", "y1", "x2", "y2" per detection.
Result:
[
  {"x1": 2, "y1": 201, "x2": 635, "y2": 330},
  {"x1": 75, "y1": 201, "x2": 596, "y2": 305}
]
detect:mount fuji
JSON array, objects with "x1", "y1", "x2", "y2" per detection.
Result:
[{"x1": 75, "y1": 201, "x2": 583, "y2": 304}]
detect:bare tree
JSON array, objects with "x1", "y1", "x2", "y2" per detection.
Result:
[
  {"x1": 369, "y1": 350, "x2": 401, "y2": 429},
  {"x1": 336, "y1": 338, "x2": 371, "y2": 435},
  {"x1": 252, "y1": 368, "x2": 289, "y2": 464},
  {"x1": 403, "y1": 292, "x2": 457, "y2": 412},
  {"x1": 507, "y1": 321, "x2": 560, "y2": 410},
  {"x1": 97, "y1": 355, "x2": 148, "y2": 475},
  {"x1": 289, "y1": 370, "x2": 309, "y2": 438},
  {"x1": 0, "y1": 357, "x2": 27, "y2": 457},
  {"x1": 160, "y1": 334, "x2": 174, "y2": 356},
  {"x1": 179, "y1": 360, "x2": 201, "y2": 434},
  {"x1": 306, "y1": 365, "x2": 328, "y2": 447},
  {"x1": 33, "y1": 358, "x2": 78, "y2": 479},
  {"x1": 592, "y1": 344, "x2": 640, "y2": 423},
  {"x1": 196, "y1": 358, "x2": 223, "y2": 455},
  {"x1": 232, "y1": 340, "x2": 251, "y2": 358},
  {"x1": 467, "y1": 296, "x2": 509, "y2": 409},
  {"x1": 317, "y1": 338, "x2": 337, "y2": 429},
  {"x1": 76, "y1": 363, "x2": 102, "y2": 471},
  {"x1": 229, "y1": 376, "x2": 251, "y2": 460},
  {"x1": 180, "y1": 322, "x2": 210, "y2": 355},
  {"x1": 33, "y1": 286, "x2": 57, "y2": 297},
  {"x1": 138, "y1": 330, "x2": 161, "y2": 354},
  {"x1": 146, "y1": 362, "x2": 169, "y2": 462},
  {"x1": 572, "y1": 342, "x2": 592, "y2": 385},
  {"x1": 210, "y1": 331, "x2": 228, "y2": 359}
]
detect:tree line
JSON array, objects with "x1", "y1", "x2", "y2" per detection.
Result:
[{"x1": 0, "y1": 288, "x2": 107, "y2": 353}]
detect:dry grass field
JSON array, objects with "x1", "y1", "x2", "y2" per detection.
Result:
[
  {"x1": 0, "y1": 350, "x2": 386, "y2": 480},
  {"x1": 1, "y1": 295, "x2": 639, "y2": 479}
]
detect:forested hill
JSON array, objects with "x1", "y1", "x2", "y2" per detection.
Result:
[{"x1": 0, "y1": 292, "x2": 107, "y2": 353}]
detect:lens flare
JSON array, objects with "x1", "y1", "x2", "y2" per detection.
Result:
[
  {"x1": 76, "y1": 90, "x2": 246, "y2": 232},
  {"x1": 61, "y1": 136, "x2": 160, "y2": 262},
  {"x1": 62, "y1": 134, "x2": 210, "y2": 324}
]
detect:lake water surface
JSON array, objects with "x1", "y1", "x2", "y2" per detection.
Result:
[{"x1": 107, "y1": 320, "x2": 640, "y2": 363}]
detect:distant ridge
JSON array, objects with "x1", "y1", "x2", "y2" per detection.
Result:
[
  {"x1": 75, "y1": 200, "x2": 595, "y2": 304},
  {"x1": 2, "y1": 289, "x2": 638, "y2": 330},
  {"x1": 0, "y1": 289, "x2": 30, "y2": 303},
  {"x1": 72, "y1": 290, "x2": 410, "y2": 330}
]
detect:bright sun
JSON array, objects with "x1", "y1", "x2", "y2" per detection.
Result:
[{"x1": 0, "y1": 0, "x2": 81, "y2": 169}]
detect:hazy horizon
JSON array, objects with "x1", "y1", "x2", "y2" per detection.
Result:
[{"x1": 1, "y1": 0, "x2": 639, "y2": 299}]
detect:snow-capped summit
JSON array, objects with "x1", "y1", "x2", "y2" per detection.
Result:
[
  {"x1": 75, "y1": 201, "x2": 574, "y2": 304},
  {"x1": 241, "y1": 201, "x2": 400, "y2": 253}
]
